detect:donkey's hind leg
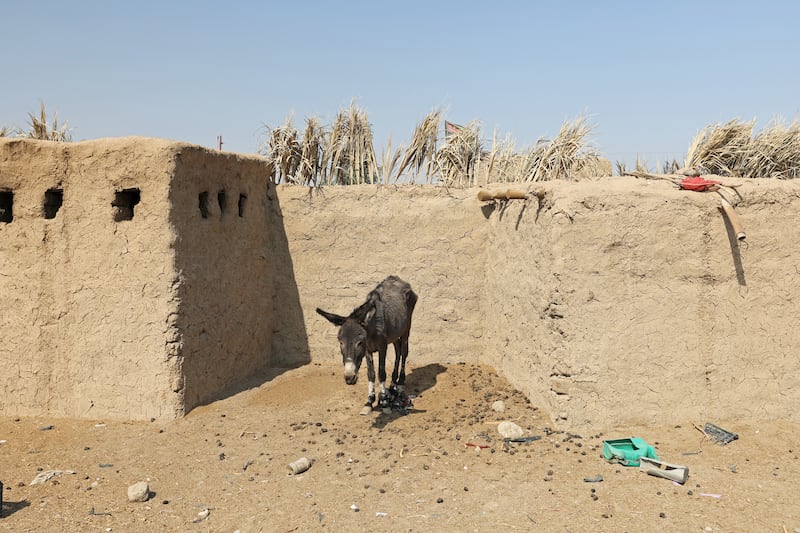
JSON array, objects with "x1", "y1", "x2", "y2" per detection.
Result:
[{"x1": 391, "y1": 336, "x2": 409, "y2": 392}]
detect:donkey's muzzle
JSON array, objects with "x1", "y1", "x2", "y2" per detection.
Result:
[{"x1": 344, "y1": 361, "x2": 358, "y2": 385}]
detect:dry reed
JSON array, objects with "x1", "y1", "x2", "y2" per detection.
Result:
[
  {"x1": 685, "y1": 119, "x2": 754, "y2": 176},
  {"x1": 483, "y1": 115, "x2": 602, "y2": 182},
  {"x1": 433, "y1": 120, "x2": 482, "y2": 186},
  {"x1": 745, "y1": 118, "x2": 800, "y2": 179},
  {"x1": 259, "y1": 113, "x2": 301, "y2": 183},
  {"x1": 297, "y1": 116, "x2": 326, "y2": 186},
  {"x1": 326, "y1": 101, "x2": 379, "y2": 185},
  {"x1": 395, "y1": 110, "x2": 441, "y2": 182},
  {"x1": 379, "y1": 136, "x2": 405, "y2": 184},
  {"x1": 24, "y1": 102, "x2": 72, "y2": 141},
  {"x1": 684, "y1": 118, "x2": 800, "y2": 179}
]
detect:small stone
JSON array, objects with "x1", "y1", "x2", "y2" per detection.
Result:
[
  {"x1": 491, "y1": 400, "x2": 505, "y2": 413},
  {"x1": 436, "y1": 497, "x2": 444, "y2": 503},
  {"x1": 659, "y1": 512, "x2": 666, "y2": 518},
  {"x1": 350, "y1": 504, "x2": 360, "y2": 512},
  {"x1": 198, "y1": 508, "x2": 210, "y2": 519},
  {"x1": 127, "y1": 482, "x2": 150, "y2": 502},
  {"x1": 497, "y1": 421, "x2": 524, "y2": 439}
]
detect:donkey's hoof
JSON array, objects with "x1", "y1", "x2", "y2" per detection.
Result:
[
  {"x1": 378, "y1": 393, "x2": 390, "y2": 408},
  {"x1": 359, "y1": 405, "x2": 373, "y2": 416}
]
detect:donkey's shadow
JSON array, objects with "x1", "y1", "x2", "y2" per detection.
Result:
[
  {"x1": 371, "y1": 363, "x2": 446, "y2": 429},
  {"x1": 2, "y1": 498, "x2": 31, "y2": 518}
]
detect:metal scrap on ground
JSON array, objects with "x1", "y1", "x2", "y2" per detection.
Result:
[{"x1": 704, "y1": 422, "x2": 739, "y2": 445}]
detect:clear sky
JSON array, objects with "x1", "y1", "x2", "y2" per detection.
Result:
[{"x1": 2, "y1": 1, "x2": 798, "y2": 167}]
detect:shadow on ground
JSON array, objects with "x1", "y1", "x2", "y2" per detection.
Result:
[
  {"x1": 372, "y1": 363, "x2": 447, "y2": 429},
  {"x1": 1, "y1": 499, "x2": 30, "y2": 518}
]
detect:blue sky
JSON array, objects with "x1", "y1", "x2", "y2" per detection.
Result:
[{"x1": 2, "y1": 1, "x2": 798, "y2": 167}]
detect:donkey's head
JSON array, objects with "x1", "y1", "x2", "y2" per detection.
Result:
[{"x1": 317, "y1": 301, "x2": 376, "y2": 385}]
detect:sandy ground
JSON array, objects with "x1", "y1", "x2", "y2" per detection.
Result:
[{"x1": 1, "y1": 362, "x2": 798, "y2": 532}]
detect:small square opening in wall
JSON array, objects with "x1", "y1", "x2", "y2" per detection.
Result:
[
  {"x1": 218, "y1": 190, "x2": 227, "y2": 215},
  {"x1": 43, "y1": 188, "x2": 63, "y2": 219},
  {"x1": 0, "y1": 189, "x2": 13, "y2": 223},
  {"x1": 199, "y1": 191, "x2": 209, "y2": 218},
  {"x1": 112, "y1": 188, "x2": 140, "y2": 222},
  {"x1": 238, "y1": 194, "x2": 247, "y2": 217}
]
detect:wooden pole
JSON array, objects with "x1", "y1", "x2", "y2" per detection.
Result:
[{"x1": 719, "y1": 197, "x2": 746, "y2": 241}]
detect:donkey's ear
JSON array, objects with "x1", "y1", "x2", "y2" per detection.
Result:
[
  {"x1": 359, "y1": 291, "x2": 383, "y2": 331},
  {"x1": 362, "y1": 305, "x2": 376, "y2": 327},
  {"x1": 317, "y1": 308, "x2": 346, "y2": 326}
]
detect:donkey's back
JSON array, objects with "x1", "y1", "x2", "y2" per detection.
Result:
[{"x1": 368, "y1": 275, "x2": 417, "y2": 344}]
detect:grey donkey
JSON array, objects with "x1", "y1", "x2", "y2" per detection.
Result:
[{"x1": 317, "y1": 276, "x2": 418, "y2": 412}]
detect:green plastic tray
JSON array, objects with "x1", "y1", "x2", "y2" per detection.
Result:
[{"x1": 602, "y1": 437, "x2": 658, "y2": 466}]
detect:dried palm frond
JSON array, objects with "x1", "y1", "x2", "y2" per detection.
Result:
[
  {"x1": 433, "y1": 120, "x2": 482, "y2": 186},
  {"x1": 26, "y1": 101, "x2": 72, "y2": 141},
  {"x1": 483, "y1": 131, "x2": 524, "y2": 184},
  {"x1": 396, "y1": 110, "x2": 440, "y2": 182},
  {"x1": 259, "y1": 113, "x2": 301, "y2": 184},
  {"x1": 684, "y1": 119, "x2": 754, "y2": 176},
  {"x1": 662, "y1": 159, "x2": 681, "y2": 174},
  {"x1": 326, "y1": 101, "x2": 379, "y2": 185},
  {"x1": 297, "y1": 116, "x2": 327, "y2": 186},
  {"x1": 525, "y1": 115, "x2": 600, "y2": 181},
  {"x1": 745, "y1": 118, "x2": 800, "y2": 179},
  {"x1": 379, "y1": 136, "x2": 405, "y2": 184}
]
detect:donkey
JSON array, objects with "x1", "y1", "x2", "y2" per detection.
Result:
[{"x1": 317, "y1": 276, "x2": 418, "y2": 412}]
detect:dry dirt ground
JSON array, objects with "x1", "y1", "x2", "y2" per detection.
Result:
[{"x1": 1, "y1": 363, "x2": 799, "y2": 532}]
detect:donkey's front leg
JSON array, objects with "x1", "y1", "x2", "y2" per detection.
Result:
[
  {"x1": 360, "y1": 353, "x2": 376, "y2": 415},
  {"x1": 377, "y1": 345, "x2": 391, "y2": 408}
]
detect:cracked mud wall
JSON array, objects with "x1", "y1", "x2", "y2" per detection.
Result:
[
  {"x1": 169, "y1": 146, "x2": 273, "y2": 412},
  {"x1": 272, "y1": 185, "x2": 488, "y2": 368},
  {"x1": 0, "y1": 138, "x2": 181, "y2": 419},
  {"x1": 1, "y1": 137, "x2": 275, "y2": 420},
  {"x1": 278, "y1": 179, "x2": 800, "y2": 429},
  {"x1": 5, "y1": 135, "x2": 800, "y2": 428},
  {"x1": 484, "y1": 178, "x2": 800, "y2": 429}
]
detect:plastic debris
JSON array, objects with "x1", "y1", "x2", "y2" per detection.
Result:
[
  {"x1": 602, "y1": 438, "x2": 658, "y2": 466},
  {"x1": 639, "y1": 457, "x2": 689, "y2": 484},
  {"x1": 30, "y1": 469, "x2": 76, "y2": 485},
  {"x1": 287, "y1": 457, "x2": 311, "y2": 475},
  {"x1": 497, "y1": 421, "x2": 525, "y2": 439},
  {"x1": 504, "y1": 436, "x2": 542, "y2": 443}
]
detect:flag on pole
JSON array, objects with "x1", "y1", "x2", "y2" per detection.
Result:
[{"x1": 445, "y1": 121, "x2": 464, "y2": 137}]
